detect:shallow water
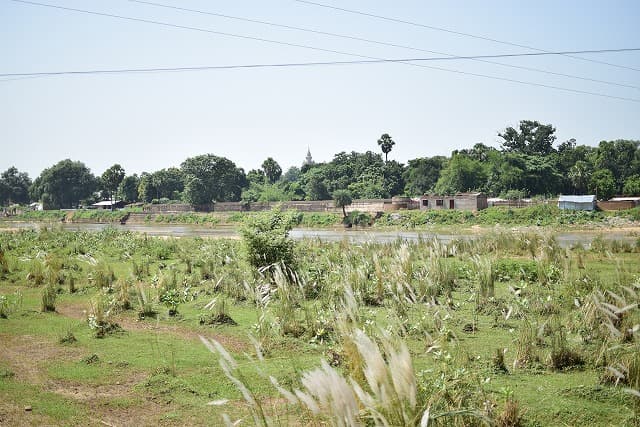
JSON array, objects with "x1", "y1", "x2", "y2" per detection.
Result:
[{"x1": 0, "y1": 221, "x2": 636, "y2": 248}]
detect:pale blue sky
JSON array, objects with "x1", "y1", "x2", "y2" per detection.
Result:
[{"x1": 1, "y1": 0, "x2": 639, "y2": 179}]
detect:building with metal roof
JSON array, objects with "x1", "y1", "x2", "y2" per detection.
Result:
[{"x1": 557, "y1": 195, "x2": 596, "y2": 211}]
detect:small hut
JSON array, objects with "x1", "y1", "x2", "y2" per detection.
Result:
[{"x1": 419, "y1": 192, "x2": 488, "y2": 211}]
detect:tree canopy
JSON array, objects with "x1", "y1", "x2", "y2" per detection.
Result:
[
  {"x1": 377, "y1": 133, "x2": 396, "y2": 162},
  {"x1": 101, "y1": 164, "x2": 125, "y2": 204},
  {"x1": 137, "y1": 168, "x2": 184, "y2": 203},
  {"x1": 181, "y1": 154, "x2": 246, "y2": 205},
  {"x1": 12, "y1": 121, "x2": 640, "y2": 209},
  {"x1": 30, "y1": 159, "x2": 97, "y2": 209},
  {"x1": 0, "y1": 167, "x2": 31, "y2": 205},
  {"x1": 498, "y1": 120, "x2": 557, "y2": 156},
  {"x1": 333, "y1": 189, "x2": 352, "y2": 217},
  {"x1": 261, "y1": 157, "x2": 282, "y2": 184}
]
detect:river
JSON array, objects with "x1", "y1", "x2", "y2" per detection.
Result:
[{"x1": 0, "y1": 220, "x2": 637, "y2": 248}]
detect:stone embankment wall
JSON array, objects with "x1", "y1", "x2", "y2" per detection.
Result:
[{"x1": 142, "y1": 199, "x2": 394, "y2": 214}]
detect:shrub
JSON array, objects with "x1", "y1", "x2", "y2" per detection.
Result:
[
  {"x1": 495, "y1": 259, "x2": 537, "y2": 282},
  {"x1": 343, "y1": 210, "x2": 372, "y2": 227},
  {"x1": 160, "y1": 289, "x2": 181, "y2": 316},
  {"x1": 240, "y1": 208, "x2": 296, "y2": 269}
]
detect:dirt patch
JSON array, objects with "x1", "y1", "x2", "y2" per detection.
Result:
[
  {"x1": 0, "y1": 333, "x2": 179, "y2": 426},
  {"x1": 0, "y1": 334, "x2": 85, "y2": 384},
  {"x1": 56, "y1": 300, "x2": 249, "y2": 353},
  {"x1": 0, "y1": 400, "x2": 58, "y2": 427}
]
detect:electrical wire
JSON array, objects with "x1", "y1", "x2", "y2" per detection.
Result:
[
  {"x1": 128, "y1": 0, "x2": 640, "y2": 90},
  {"x1": 3, "y1": 49, "x2": 640, "y2": 78},
  {"x1": 293, "y1": 0, "x2": 640, "y2": 73},
  {"x1": 5, "y1": 0, "x2": 640, "y2": 103}
]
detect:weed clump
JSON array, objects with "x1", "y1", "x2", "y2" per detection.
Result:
[
  {"x1": 87, "y1": 295, "x2": 122, "y2": 338},
  {"x1": 40, "y1": 283, "x2": 57, "y2": 312},
  {"x1": 59, "y1": 330, "x2": 77, "y2": 344},
  {"x1": 496, "y1": 397, "x2": 525, "y2": 427},
  {"x1": 493, "y1": 348, "x2": 509, "y2": 373},
  {"x1": 136, "y1": 284, "x2": 157, "y2": 319},
  {"x1": 82, "y1": 353, "x2": 100, "y2": 364},
  {"x1": 199, "y1": 298, "x2": 237, "y2": 326}
]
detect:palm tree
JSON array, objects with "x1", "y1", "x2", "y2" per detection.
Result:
[{"x1": 377, "y1": 133, "x2": 395, "y2": 162}]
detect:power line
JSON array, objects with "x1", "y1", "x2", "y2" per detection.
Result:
[
  {"x1": 7, "y1": 0, "x2": 377, "y2": 60},
  {"x1": 6, "y1": 0, "x2": 640, "y2": 103},
  {"x1": 294, "y1": 0, "x2": 640, "y2": 73},
  {"x1": 128, "y1": 0, "x2": 639, "y2": 91},
  {"x1": 4, "y1": 49, "x2": 640, "y2": 78},
  {"x1": 2, "y1": 56, "x2": 639, "y2": 104}
]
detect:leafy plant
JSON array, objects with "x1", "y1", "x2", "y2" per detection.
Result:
[
  {"x1": 240, "y1": 208, "x2": 296, "y2": 270},
  {"x1": 40, "y1": 283, "x2": 57, "y2": 312}
]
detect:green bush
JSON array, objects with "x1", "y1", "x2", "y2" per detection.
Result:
[
  {"x1": 240, "y1": 208, "x2": 297, "y2": 269},
  {"x1": 343, "y1": 210, "x2": 372, "y2": 227},
  {"x1": 494, "y1": 258, "x2": 538, "y2": 282}
]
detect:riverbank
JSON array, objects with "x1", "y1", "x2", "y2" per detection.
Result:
[{"x1": 2, "y1": 205, "x2": 640, "y2": 232}]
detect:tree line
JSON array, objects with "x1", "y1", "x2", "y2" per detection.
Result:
[{"x1": 1, "y1": 120, "x2": 639, "y2": 209}]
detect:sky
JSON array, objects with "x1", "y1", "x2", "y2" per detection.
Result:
[{"x1": 1, "y1": 0, "x2": 639, "y2": 179}]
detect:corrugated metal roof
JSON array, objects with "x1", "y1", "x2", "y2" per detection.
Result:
[
  {"x1": 558, "y1": 195, "x2": 596, "y2": 203},
  {"x1": 92, "y1": 200, "x2": 123, "y2": 206},
  {"x1": 610, "y1": 197, "x2": 640, "y2": 202}
]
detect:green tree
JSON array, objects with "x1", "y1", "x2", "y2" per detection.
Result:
[
  {"x1": 592, "y1": 140, "x2": 639, "y2": 192},
  {"x1": 0, "y1": 180, "x2": 9, "y2": 206},
  {"x1": 554, "y1": 139, "x2": 595, "y2": 193},
  {"x1": 246, "y1": 169, "x2": 266, "y2": 185},
  {"x1": 137, "y1": 168, "x2": 184, "y2": 203},
  {"x1": 381, "y1": 160, "x2": 405, "y2": 197},
  {"x1": 301, "y1": 151, "x2": 385, "y2": 197},
  {"x1": 377, "y1": 133, "x2": 395, "y2": 162},
  {"x1": 434, "y1": 155, "x2": 487, "y2": 194},
  {"x1": 454, "y1": 143, "x2": 498, "y2": 162},
  {"x1": 348, "y1": 168, "x2": 387, "y2": 199},
  {"x1": 622, "y1": 175, "x2": 640, "y2": 196},
  {"x1": 181, "y1": 154, "x2": 246, "y2": 205},
  {"x1": 485, "y1": 152, "x2": 526, "y2": 196},
  {"x1": 520, "y1": 154, "x2": 562, "y2": 195},
  {"x1": 261, "y1": 157, "x2": 282, "y2": 184},
  {"x1": 303, "y1": 168, "x2": 330, "y2": 201},
  {"x1": 589, "y1": 169, "x2": 616, "y2": 200},
  {"x1": 30, "y1": 159, "x2": 98, "y2": 209},
  {"x1": 499, "y1": 120, "x2": 557, "y2": 155},
  {"x1": 404, "y1": 156, "x2": 446, "y2": 195},
  {"x1": 333, "y1": 189, "x2": 352, "y2": 217},
  {"x1": 568, "y1": 161, "x2": 591, "y2": 194},
  {"x1": 101, "y1": 164, "x2": 125, "y2": 209},
  {"x1": 282, "y1": 166, "x2": 301, "y2": 183},
  {"x1": 241, "y1": 182, "x2": 292, "y2": 203},
  {"x1": 0, "y1": 166, "x2": 32, "y2": 205},
  {"x1": 118, "y1": 174, "x2": 140, "y2": 202}
]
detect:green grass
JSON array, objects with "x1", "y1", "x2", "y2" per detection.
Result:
[
  {"x1": 1, "y1": 227, "x2": 639, "y2": 425},
  {"x1": 0, "y1": 379, "x2": 85, "y2": 423}
]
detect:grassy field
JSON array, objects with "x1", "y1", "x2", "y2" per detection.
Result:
[{"x1": 0, "y1": 218, "x2": 639, "y2": 426}]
